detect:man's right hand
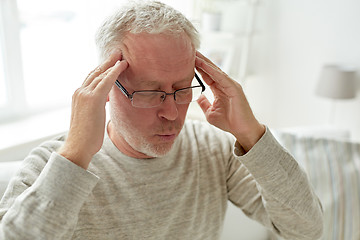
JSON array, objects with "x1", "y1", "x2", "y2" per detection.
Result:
[{"x1": 58, "y1": 51, "x2": 128, "y2": 169}]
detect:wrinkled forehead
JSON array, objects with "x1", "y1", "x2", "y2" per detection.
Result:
[{"x1": 120, "y1": 33, "x2": 195, "y2": 75}]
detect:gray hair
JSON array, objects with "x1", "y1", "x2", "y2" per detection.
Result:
[{"x1": 95, "y1": 1, "x2": 200, "y2": 61}]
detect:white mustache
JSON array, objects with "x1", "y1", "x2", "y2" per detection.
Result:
[{"x1": 156, "y1": 120, "x2": 182, "y2": 133}]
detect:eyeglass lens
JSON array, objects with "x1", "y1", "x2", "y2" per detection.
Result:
[{"x1": 131, "y1": 86, "x2": 202, "y2": 108}]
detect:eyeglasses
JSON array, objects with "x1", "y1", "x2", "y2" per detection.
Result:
[{"x1": 115, "y1": 73, "x2": 206, "y2": 108}]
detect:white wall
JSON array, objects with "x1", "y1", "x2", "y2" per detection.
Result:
[{"x1": 244, "y1": 0, "x2": 360, "y2": 140}]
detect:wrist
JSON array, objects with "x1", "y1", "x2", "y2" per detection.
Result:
[
  {"x1": 58, "y1": 144, "x2": 93, "y2": 170},
  {"x1": 234, "y1": 123, "x2": 266, "y2": 153}
]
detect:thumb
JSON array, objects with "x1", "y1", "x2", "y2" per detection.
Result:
[{"x1": 197, "y1": 94, "x2": 212, "y2": 115}]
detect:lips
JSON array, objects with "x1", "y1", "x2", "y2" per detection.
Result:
[{"x1": 156, "y1": 133, "x2": 177, "y2": 141}]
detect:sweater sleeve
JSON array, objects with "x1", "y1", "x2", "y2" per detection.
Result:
[
  {"x1": 227, "y1": 127, "x2": 323, "y2": 240},
  {"x1": 0, "y1": 150, "x2": 99, "y2": 240}
]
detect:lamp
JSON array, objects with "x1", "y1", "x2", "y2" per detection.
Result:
[
  {"x1": 315, "y1": 64, "x2": 357, "y2": 99},
  {"x1": 315, "y1": 64, "x2": 357, "y2": 123}
]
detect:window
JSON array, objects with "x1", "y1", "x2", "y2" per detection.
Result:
[
  {"x1": 0, "y1": 45, "x2": 6, "y2": 108},
  {"x1": 0, "y1": 0, "x2": 102, "y2": 122},
  {"x1": 18, "y1": 0, "x2": 99, "y2": 111}
]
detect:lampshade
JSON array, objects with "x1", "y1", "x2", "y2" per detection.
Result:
[{"x1": 315, "y1": 64, "x2": 357, "y2": 99}]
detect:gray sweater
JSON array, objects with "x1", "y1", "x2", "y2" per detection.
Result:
[{"x1": 0, "y1": 120, "x2": 323, "y2": 239}]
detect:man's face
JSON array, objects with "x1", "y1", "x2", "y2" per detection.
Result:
[{"x1": 108, "y1": 32, "x2": 196, "y2": 158}]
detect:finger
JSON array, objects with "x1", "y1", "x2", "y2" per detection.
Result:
[
  {"x1": 83, "y1": 50, "x2": 122, "y2": 87},
  {"x1": 196, "y1": 51, "x2": 222, "y2": 71},
  {"x1": 195, "y1": 56, "x2": 232, "y2": 89},
  {"x1": 83, "y1": 67, "x2": 102, "y2": 86},
  {"x1": 197, "y1": 94, "x2": 212, "y2": 115},
  {"x1": 196, "y1": 60, "x2": 231, "y2": 98},
  {"x1": 197, "y1": 66, "x2": 224, "y2": 96},
  {"x1": 96, "y1": 59, "x2": 128, "y2": 94},
  {"x1": 100, "y1": 50, "x2": 123, "y2": 71},
  {"x1": 88, "y1": 67, "x2": 113, "y2": 90},
  {"x1": 196, "y1": 65, "x2": 215, "y2": 86}
]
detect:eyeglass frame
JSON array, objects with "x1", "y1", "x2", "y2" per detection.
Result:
[{"x1": 114, "y1": 72, "x2": 206, "y2": 108}]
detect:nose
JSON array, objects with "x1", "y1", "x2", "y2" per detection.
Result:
[{"x1": 158, "y1": 94, "x2": 178, "y2": 121}]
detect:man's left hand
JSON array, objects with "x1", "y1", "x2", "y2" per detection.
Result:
[{"x1": 195, "y1": 51, "x2": 265, "y2": 152}]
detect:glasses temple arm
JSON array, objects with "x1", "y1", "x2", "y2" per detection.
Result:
[
  {"x1": 195, "y1": 73, "x2": 206, "y2": 92},
  {"x1": 115, "y1": 80, "x2": 132, "y2": 99}
]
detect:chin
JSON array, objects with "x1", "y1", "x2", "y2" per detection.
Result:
[{"x1": 138, "y1": 142, "x2": 175, "y2": 158}]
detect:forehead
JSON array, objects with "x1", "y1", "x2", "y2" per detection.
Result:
[{"x1": 120, "y1": 33, "x2": 195, "y2": 82}]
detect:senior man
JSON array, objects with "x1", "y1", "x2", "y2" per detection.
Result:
[{"x1": 0, "y1": 1, "x2": 323, "y2": 239}]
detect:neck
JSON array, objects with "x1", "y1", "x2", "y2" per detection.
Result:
[{"x1": 107, "y1": 121, "x2": 153, "y2": 159}]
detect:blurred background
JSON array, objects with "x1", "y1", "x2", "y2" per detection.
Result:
[
  {"x1": 1, "y1": 0, "x2": 360, "y2": 239},
  {"x1": 2, "y1": 0, "x2": 360, "y2": 137},
  {"x1": 1, "y1": 0, "x2": 359, "y2": 148}
]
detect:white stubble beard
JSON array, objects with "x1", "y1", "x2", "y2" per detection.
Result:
[{"x1": 110, "y1": 108, "x2": 183, "y2": 158}]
